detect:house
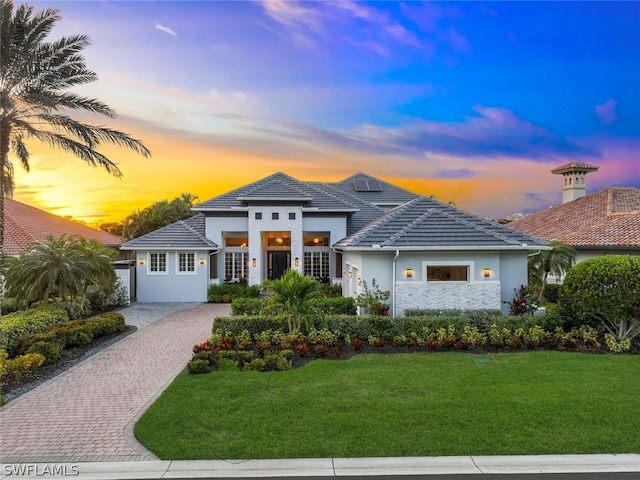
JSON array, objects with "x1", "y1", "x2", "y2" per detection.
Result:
[
  {"x1": 3, "y1": 197, "x2": 123, "y2": 255},
  {"x1": 508, "y1": 163, "x2": 640, "y2": 265},
  {"x1": 121, "y1": 172, "x2": 547, "y2": 314},
  {"x1": 3, "y1": 197, "x2": 132, "y2": 300}
]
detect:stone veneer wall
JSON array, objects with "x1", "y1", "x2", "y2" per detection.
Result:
[{"x1": 395, "y1": 281, "x2": 501, "y2": 315}]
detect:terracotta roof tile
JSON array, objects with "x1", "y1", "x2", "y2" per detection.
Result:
[
  {"x1": 3, "y1": 198, "x2": 122, "y2": 255},
  {"x1": 509, "y1": 187, "x2": 640, "y2": 247}
]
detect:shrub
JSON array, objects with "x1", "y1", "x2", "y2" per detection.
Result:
[
  {"x1": 86, "y1": 278, "x2": 129, "y2": 310},
  {"x1": 309, "y1": 296, "x2": 357, "y2": 315},
  {"x1": 86, "y1": 312, "x2": 126, "y2": 336},
  {"x1": 186, "y1": 359, "x2": 211, "y2": 374},
  {"x1": 558, "y1": 255, "x2": 640, "y2": 341},
  {"x1": 231, "y1": 298, "x2": 264, "y2": 315},
  {"x1": 191, "y1": 351, "x2": 216, "y2": 365},
  {"x1": 208, "y1": 284, "x2": 260, "y2": 303},
  {"x1": 1, "y1": 297, "x2": 21, "y2": 314},
  {"x1": 542, "y1": 283, "x2": 561, "y2": 303},
  {"x1": 0, "y1": 304, "x2": 69, "y2": 356},
  {"x1": 26, "y1": 341, "x2": 63, "y2": 365},
  {"x1": 356, "y1": 279, "x2": 390, "y2": 315},
  {"x1": 243, "y1": 358, "x2": 266, "y2": 371},
  {"x1": 4, "y1": 353, "x2": 46, "y2": 375}
]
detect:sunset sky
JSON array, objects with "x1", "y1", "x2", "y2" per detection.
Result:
[{"x1": 14, "y1": 0, "x2": 640, "y2": 225}]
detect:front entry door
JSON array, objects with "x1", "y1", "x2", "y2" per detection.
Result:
[{"x1": 268, "y1": 251, "x2": 290, "y2": 280}]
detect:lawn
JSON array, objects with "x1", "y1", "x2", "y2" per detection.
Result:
[{"x1": 134, "y1": 351, "x2": 640, "y2": 459}]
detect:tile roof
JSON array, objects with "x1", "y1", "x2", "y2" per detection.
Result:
[
  {"x1": 335, "y1": 196, "x2": 546, "y2": 249},
  {"x1": 3, "y1": 198, "x2": 122, "y2": 255},
  {"x1": 508, "y1": 187, "x2": 640, "y2": 247},
  {"x1": 120, "y1": 214, "x2": 218, "y2": 250},
  {"x1": 331, "y1": 172, "x2": 420, "y2": 207},
  {"x1": 551, "y1": 162, "x2": 600, "y2": 174},
  {"x1": 193, "y1": 172, "x2": 355, "y2": 211}
]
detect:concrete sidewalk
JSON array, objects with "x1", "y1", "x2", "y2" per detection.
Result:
[
  {"x1": 0, "y1": 303, "x2": 229, "y2": 464},
  {"x1": 1, "y1": 454, "x2": 640, "y2": 479}
]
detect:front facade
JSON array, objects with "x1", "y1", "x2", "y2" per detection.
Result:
[{"x1": 122, "y1": 172, "x2": 548, "y2": 314}]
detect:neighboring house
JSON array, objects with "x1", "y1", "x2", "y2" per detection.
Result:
[
  {"x1": 122, "y1": 172, "x2": 547, "y2": 314},
  {"x1": 3, "y1": 197, "x2": 122, "y2": 255},
  {"x1": 509, "y1": 163, "x2": 640, "y2": 266},
  {"x1": 3, "y1": 197, "x2": 132, "y2": 300}
]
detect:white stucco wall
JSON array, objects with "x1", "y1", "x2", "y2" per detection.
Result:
[{"x1": 135, "y1": 250, "x2": 209, "y2": 302}]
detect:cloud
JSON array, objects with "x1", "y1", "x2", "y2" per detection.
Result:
[
  {"x1": 155, "y1": 23, "x2": 177, "y2": 36},
  {"x1": 595, "y1": 98, "x2": 617, "y2": 125},
  {"x1": 436, "y1": 168, "x2": 476, "y2": 179}
]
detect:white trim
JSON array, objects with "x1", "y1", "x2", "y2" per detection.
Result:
[
  {"x1": 422, "y1": 260, "x2": 474, "y2": 283},
  {"x1": 176, "y1": 252, "x2": 197, "y2": 276},
  {"x1": 147, "y1": 252, "x2": 168, "y2": 275}
]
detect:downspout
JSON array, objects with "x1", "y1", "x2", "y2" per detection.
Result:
[{"x1": 392, "y1": 249, "x2": 399, "y2": 316}]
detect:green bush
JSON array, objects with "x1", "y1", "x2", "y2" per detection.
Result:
[
  {"x1": 191, "y1": 351, "x2": 216, "y2": 365},
  {"x1": 186, "y1": 359, "x2": 211, "y2": 374},
  {"x1": 558, "y1": 255, "x2": 640, "y2": 340},
  {"x1": 243, "y1": 358, "x2": 266, "y2": 371},
  {"x1": 231, "y1": 298, "x2": 265, "y2": 315},
  {"x1": 213, "y1": 315, "x2": 290, "y2": 336},
  {"x1": 26, "y1": 341, "x2": 63, "y2": 365},
  {"x1": 208, "y1": 284, "x2": 260, "y2": 303},
  {"x1": 1, "y1": 297, "x2": 21, "y2": 314},
  {"x1": 86, "y1": 312, "x2": 126, "y2": 336},
  {"x1": 0, "y1": 304, "x2": 69, "y2": 356},
  {"x1": 3, "y1": 353, "x2": 46, "y2": 375},
  {"x1": 403, "y1": 308, "x2": 502, "y2": 327},
  {"x1": 309, "y1": 296, "x2": 357, "y2": 315},
  {"x1": 542, "y1": 284, "x2": 561, "y2": 303}
]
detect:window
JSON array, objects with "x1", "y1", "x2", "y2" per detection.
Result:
[
  {"x1": 272, "y1": 212, "x2": 279, "y2": 220},
  {"x1": 177, "y1": 253, "x2": 195, "y2": 273},
  {"x1": 303, "y1": 236, "x2": 329, "y2": 246},
  {"x1": 289, "y1": 212, "x2": 296, "y2": 220},
  {"x1": 225, "y1": 252, "x2": 248, "y2": 281},
  {"x1": 255, "y1": 212, "x2": 262, "y2": 220},
  {"x1": 225, "y1": 237, "x2": 248, "y2": 247},
  {"x1": 427, "y1": 265, "x2": 468, "y2": 282},
  {"x1": 149, "y1": 253, "x2": 167, "y2": 273},
  {"x1": 304, "y1": 252, "x2": 330, "y2": 280}
]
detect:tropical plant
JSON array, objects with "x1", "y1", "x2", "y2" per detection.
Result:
[
  {"x1": 264, "y1": 269, "x2": 319, "y2": 333},
  {"x1": 0, "y1": 0, "x2": 150, "y2": 308},
  {"x1": 121, "y1": 193, "x2": 198, "y2": 239},
  {"x1": 3, "y1": 234, "x2": 116, "y2": 313},
  {"x1": 527, "y1": 241, "x2": 576, "y2": 303},
  {"x1": 355, "y1": 278, "x2": 390, "y2": 315},
  {"x1": 558, "y1": 255, "x2": 640, "y2": 341}
]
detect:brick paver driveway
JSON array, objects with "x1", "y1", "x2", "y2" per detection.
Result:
[{"x1": 0, "y1": 303, "x2": 230, "y2": 463}]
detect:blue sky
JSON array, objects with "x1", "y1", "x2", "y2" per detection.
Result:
[{"x1": 16, "y1": 0, "x2": 640, "y2": 223}]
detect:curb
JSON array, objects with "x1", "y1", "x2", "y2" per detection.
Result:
[{"x1": 2, "y1": 454, "x2": 640, "y2": 479}]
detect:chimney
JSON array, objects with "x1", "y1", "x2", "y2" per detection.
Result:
[{"x1": 551, "y1": 162, "x2": 599, "y2": 203}]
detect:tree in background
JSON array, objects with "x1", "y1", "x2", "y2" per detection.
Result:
[
  {"x1": 527, "y1": 240, "x2": 576, "y2": 303},
  {"x1": 3, "y1": 235, "x2": 116, "y2": 314},
  {"x1": 0, "y1": 0, "x2": 150, "y2": 284},
  {"x1": 118, "y1": 193, "x2": 198, "y2": 239}
]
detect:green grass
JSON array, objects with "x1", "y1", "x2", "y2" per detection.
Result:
[{"x1": 134, "y1": 351, "x2": 640, "y2": 459}]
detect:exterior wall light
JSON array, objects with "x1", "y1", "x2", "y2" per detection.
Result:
[
  {"x1": 349, "y1": 271, "x2": 353, "y2": 278},
  {"x1": 252, "y1": 258, "x2": 257, "y2": 268},
  {"x1": 483, "y1": 267, "x2": 491, "y2": 278},
  {"x1": 357, "y1": 277, "x2": 362, "y2": 286},
  {"x1": 199, "y1": 258, "x2": 205, "y2": 265},
  {"x1": 294, "y1": 257, "x2": 299, "y2": 267},
  {"x1": 138, "y1": 258, "x2": 145, "y2": 265},
  {"x1": 405, "y1": 268, "x2": 413, "y2": 278}
]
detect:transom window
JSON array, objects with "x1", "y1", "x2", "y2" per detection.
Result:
[
  {"x1": 303, "y1": 236, "x2": 329, "y2": 246},
  {"x1": 178, "y1": 253, "x2": 195, "y2": 273},
  {"x1": 149, "y1": 253, "x2": 167, "y2": 273},
  {"x1": 225, "y1": 237, "x2": 248, "y2": 247},
  {"x1": 427, "y1": 265, "x2": 468, "y2": 282}
]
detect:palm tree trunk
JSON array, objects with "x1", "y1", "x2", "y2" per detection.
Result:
[{"x1": 0, "y1": 123, "x2": 10, "y2": 316}]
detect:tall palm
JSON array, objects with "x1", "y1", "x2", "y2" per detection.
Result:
[
  {"x1": 0, "y1": 0, "x2": 150, "y2": 261},
  {"x1": 74, "y1": 237, "x2": 116, "y2": 313},
  {"x1": 528, "y1": 240, "x2": 576, "y2": 303}
]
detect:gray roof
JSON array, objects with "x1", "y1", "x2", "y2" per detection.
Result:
[
  {"x1": 331, "y1": 172, "x2": 420, "y2": 207},
  {"x1": 334, "y1": 196, "x2": 548, "y2": 250},
  {"x1": 193, "y1": 172, "x2": 356, "y2": 211},
  {"x1": 120, "y1": 214, "x2": 219, "y2": 250}
]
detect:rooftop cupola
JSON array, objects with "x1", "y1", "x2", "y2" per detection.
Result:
[{"x1": 551, "y1": 162, "x2": 599, "y2": 203}]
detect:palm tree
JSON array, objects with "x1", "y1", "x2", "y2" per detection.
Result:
[
  {"x1": 528, "y1": 240, "x2": 576, "y2": 303},
  {"x1": 0, "y1": 0, "x2": 150, "y2": 261},
  {"x1": 74, "y1": 237, "x2": 116, "y2": 313},
  {"x1": 265, "y1": 269, "x2": 319, "y2": 333}
]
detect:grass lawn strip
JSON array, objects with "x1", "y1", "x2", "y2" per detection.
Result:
[{"x1": 134, "y1": 351, "x2": 640, "y2": 459}]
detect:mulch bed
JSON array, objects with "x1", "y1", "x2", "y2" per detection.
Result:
[{"x1": 1, "y1": 326, "x2": 136, "y2": 404}]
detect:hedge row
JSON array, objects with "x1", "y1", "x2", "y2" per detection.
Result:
[
  {"x1": 208, "y1": 284, "x2": 261, "y2": 303},
  {"x1": 0, "y1": 304, "x2": 70, "y2": 356},
  {"x1": 213, "y1": 313, "x2": 562, "y2": 340},
  {"x1": 231, "y1": 296, "x2": 357, "y2": 316}
]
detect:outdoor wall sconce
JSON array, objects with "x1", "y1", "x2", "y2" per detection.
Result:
[
  {"x1": 199, "y1": 258, "x2": 205, "y2": 265},
  {"x1": 483, "y1": 267, "x2": 491, "y2": 277},
  {"x1": 252, "y1": 258, "x2": 257, "y2": 267},
  {"x1": 349, "y1": 271, "x2": 353, "y2": 278},
  {"x1": 357, "y1": 277, "x2": 362, "y2": 286},
  {"x1": 294, "y1": 257, "x2": 299, "y2": 267},
  {"x1": 406, "y1": 268, "x2": 413, "y2": 278},
  {"x1": 138, "y1": 258, "x2": 145, "y2": 265}
]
